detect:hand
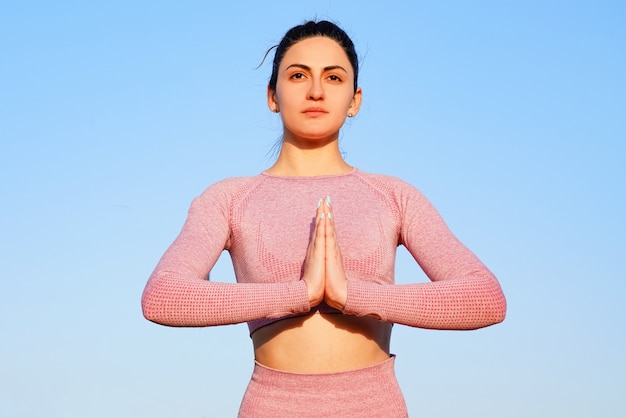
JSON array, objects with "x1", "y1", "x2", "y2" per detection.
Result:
[
  {"x1": 322, "y1": 197, "x2": 348, "y2": 310},
  {"x1": 301, "y1": 199, "x2": 326, "y2": 307},
  {"x1": 301, "y1": 197, "x2": 348, "y2": 310}
]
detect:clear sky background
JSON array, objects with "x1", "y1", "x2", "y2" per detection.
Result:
[{"x1": 1, "y1": 1, "x2": 624, "y2": 417}]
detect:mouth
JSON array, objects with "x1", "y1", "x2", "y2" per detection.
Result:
[{"x1": 302, "y1": 107, "x2": 328, "y2": 117}]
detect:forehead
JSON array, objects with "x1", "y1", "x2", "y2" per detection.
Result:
[{"x1": 280, "y1": 36, "x2": 351, "y2": 70}]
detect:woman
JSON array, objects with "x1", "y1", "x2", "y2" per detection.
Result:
[{"x1": 142, "y1": 20, "x2": 506, "y2": 417}]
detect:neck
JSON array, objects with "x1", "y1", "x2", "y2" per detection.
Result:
[{"x1": 267, "y1": 138, "x2": 352, "y2": 177}]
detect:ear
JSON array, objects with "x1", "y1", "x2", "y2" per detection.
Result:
[
  {"x1": 348, "y1": 87, "x2": 362, "y2": 117},
  {"x1": 267, "y1": 85, "x2": 279, "y2": 113}
]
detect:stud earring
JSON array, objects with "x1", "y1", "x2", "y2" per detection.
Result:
[{"x1": 348, "y1": 112, "x2": 353, "y2": 118}]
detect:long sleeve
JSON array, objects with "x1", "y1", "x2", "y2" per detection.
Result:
[
  {"x1": 141, "y1": 180, "x2": 311, "y2": 327},
  {"x1": 343, "y1": 181, "x2": 506, "y2": 330}
]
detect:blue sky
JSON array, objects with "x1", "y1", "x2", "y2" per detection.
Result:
[{"x1": 1, "y1": 1, "x2": 624, "y2": 417}]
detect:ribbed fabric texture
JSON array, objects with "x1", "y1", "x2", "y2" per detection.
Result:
[
  {"x1": 141, "y1": 168, "x2": 506, "y2": 333},
  {"x1": 238, "y1": 355, "x2": 407, "y2": 417}
]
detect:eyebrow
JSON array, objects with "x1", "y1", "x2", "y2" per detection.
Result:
[{"x1": 285, "y1": 64, "x2": 348, "y2": 73}]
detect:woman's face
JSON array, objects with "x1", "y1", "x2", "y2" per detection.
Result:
[{"x1": 268, "y1": 36, "x2": 361, "y2": 143}]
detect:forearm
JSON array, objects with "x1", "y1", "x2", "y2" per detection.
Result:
[
  {"x1": 343, "y1": 273, "x2": 506, "y2": 330},
  {"x1": 141, "y1": 273, "x2": 310, "y2": 327}
]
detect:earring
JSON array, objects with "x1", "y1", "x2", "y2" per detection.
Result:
[
  {"x1": 273, "y1": 108, "x2": 280, "y2": 113},
  {"x1": 348, "y1": 112, "x2": 353, "y2": 118}
]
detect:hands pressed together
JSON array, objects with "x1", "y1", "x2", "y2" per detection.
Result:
[{"x1": 302, "y1": 196, "x2": 348, "y2": 311}]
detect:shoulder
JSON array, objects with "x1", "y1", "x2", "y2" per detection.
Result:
[
  {"x1": 200, "y1": 175, "x2": 260, "y2": 195},
  {"x1": 192, "y1": 175, "x2": 263, "y2": 207},
  {"x1": 353, "y1": 169, "x2": 435, "y2": 217},
  {"x1": 353, "y1": 169, "x2": 422, "y2": 197}
]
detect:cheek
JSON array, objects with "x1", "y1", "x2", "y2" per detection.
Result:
[{"x1": 274, "y1": 91, "x2": 296, "y2": 111}]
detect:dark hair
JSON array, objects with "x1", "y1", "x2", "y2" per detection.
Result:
[{"x1": 268, "y1": 20, "x2": 359, "y2": 93}]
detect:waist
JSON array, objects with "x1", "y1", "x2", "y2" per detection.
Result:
[
  {"x1": 252, "y1": 312, "x2": 392, "y2": 373},
  {"x1": 239, "y1": 355, "x2": 408, "y2": 417}
]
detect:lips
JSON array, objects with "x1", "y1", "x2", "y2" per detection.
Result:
[{"x1": 303, "y1": 107, "x2": 328, "y2": 117}]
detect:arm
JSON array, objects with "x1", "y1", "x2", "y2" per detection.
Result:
[
  {"x1": 141, "y1": 181, "x2": 310, "y2": 327},
  {"x1": 341, "y1": 183, "x2": 506, "y2": 330}
]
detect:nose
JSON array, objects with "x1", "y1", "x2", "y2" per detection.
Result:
[{"x1": 307, "y1": 77, "x2": 325, "y2": 100}]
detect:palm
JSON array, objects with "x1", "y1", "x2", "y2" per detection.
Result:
[{"x1": 302, "y1": 197, "x2": 348, "y2": 310}]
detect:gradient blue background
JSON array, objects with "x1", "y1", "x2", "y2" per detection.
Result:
[{"x1": 1, "y1": 1, "x2": 624, "y2": 417}]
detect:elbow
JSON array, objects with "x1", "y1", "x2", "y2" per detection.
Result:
[
  {"x1": 467, "y1": 300, "x2": 506, "y2": 331},
  {"x1": 142, "y1": 296, "x2": 176, "y2": 326},
  {"x1": 141, "y1": 303, "x2": 157, "y2": 324},
  {"x1": 488, "y1": 300, "x2": 507, "y2": 326},
  {"x1": 494, "y1": 293, "x2": 507, "y2": 324},
  {"x1": 141, "y1": 281, "x2": 171, "y2": 326},
  {"x1": 483, "y1": 278, "x2": 507, "y2": 327},
  {"x1": 463, "y1": 274, "x2": 507, "y2": 330},
  {"x1": 141, "y1": 291, "x2": 163, "y2": 324}
]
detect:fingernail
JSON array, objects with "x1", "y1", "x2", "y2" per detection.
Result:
[
  {"x1": 326, "y1": 195, "x2": 331, "y2": 206},
  {"x1": 317, "y1": 198, "x2": 322, "y2": 208},
  {"x1": 328, "y1": 212, "x2": 332, "y2": 219},
  {"x1": 320, "y1": 213, "x2": 325, "y2": 219}
]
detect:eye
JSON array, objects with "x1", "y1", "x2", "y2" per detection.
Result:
[
  {"x1": 290, "y1": 72, "x2": 306, "y2": 80},
  {"x1": 327, "y1": 74, "x2": 343, "y2": 82}
]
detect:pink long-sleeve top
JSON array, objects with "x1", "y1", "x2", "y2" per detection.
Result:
[{"x1": 142, "y1": 168, "x2": 506, "y2": 334}]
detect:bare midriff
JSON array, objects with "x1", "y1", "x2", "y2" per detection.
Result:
[{"x1": 252, "y1": 313, "x2": 392, "y2": 373}]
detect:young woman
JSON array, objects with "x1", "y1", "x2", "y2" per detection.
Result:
[{"x1": 142, "y1": 20, "x2": 506, "y2": 417}]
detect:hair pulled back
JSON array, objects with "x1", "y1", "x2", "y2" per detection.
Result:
[{"x1": 268, "y1": 20, "x2": 359, "y2": 93}]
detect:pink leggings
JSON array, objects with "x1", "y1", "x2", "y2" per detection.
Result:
[{"x1": 238, "y1": 355, "x2": 408, "y2": 417}]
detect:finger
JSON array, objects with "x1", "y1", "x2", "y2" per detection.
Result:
[
  {"x1": 322, "y1": 195, "x2": 332, "y2": 228},
  {"x1": 309, "y1": 198, "x2": 326, "y2": 254},
  {"x1": 311, "y1": 198, "x2": 324, "y2": 235},
  {"x1": 302, "y1": 198, "x2": 328, "y2": 306},
  {"x1": 324, "y1": 195, "x2": 332, "y2": 216},
  {"x1": 321, "y1": 196, "x2": 347, "y2": 310},
  {"x1": 318, "y1": 196, "x2": 327, "y2": 219},
  {"x1": 323, "y1": 195, "x2": 338, "y2": 245}
]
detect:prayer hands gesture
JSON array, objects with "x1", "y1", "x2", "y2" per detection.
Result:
[{"x1": 302, "y1": 196, "x2": 348, "y2": 311}]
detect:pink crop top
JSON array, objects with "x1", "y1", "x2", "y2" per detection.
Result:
[{"x1": 141, "y1": 168, "x2": 506, "y2": 334}]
